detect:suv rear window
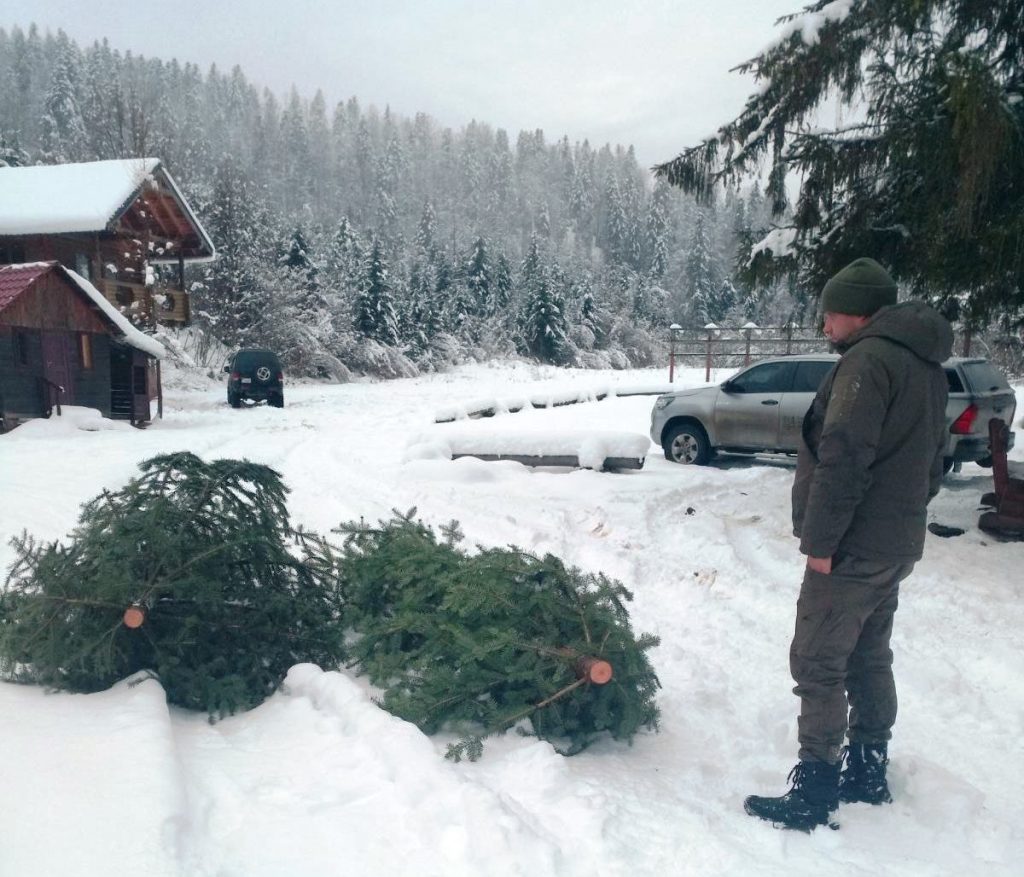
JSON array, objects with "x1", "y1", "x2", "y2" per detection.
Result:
[
  {"x1": 945, "y1": 368, "x2": 965, "y2": 393},
  {"x1": 962, "y1": 361, "x2": 1010, "y2": 393},
  {"x1": 232, "y1": 351, "x2": 282, "y2": 371}
]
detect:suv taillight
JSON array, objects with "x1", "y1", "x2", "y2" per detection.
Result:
[
  {"x1": 950, "y1": 403, "x2": 978, "y2": 435},
  {"x1": 230, "y1": 371, "x2": 241, "y2": 380},
  {"x1": 276, "y1": 372, "x2": 283, "y2": 383}
]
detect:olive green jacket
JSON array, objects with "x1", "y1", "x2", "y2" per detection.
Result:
[{"x1": 792, "y1": 301, "x2": 953, "y2": 563}]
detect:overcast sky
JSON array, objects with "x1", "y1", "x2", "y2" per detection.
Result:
[{"x1": 7, "y1": 0, "x2": 802, "y2": 169}]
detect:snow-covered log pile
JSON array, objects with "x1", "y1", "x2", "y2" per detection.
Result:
[{"x1": 406, "y1": 429, "x2": 651, "y2": 470}]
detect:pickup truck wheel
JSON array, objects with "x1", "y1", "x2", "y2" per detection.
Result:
[{"x1": 664, "y1": 422, "x2": 711, "y2": 465}]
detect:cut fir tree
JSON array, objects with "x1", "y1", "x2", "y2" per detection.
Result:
[
  {"x1": 334, "y1": 510, "x2": 661, "y2": 760},
  {"x1": 0, "y1": 464, "x2": 661, "y2": 762},
  {"x1": 0, "y1": 452, "x2": 346, "y2": 718}
]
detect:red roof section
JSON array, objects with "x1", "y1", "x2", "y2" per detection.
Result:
[{"x1": 0, "y1": 262, "x2": 57, "y2": 315}]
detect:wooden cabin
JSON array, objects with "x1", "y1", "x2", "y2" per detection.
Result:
[
  {"x1": 0, "y1": 158, "x2": 215, "y2": 327},
  {"x1": 0, "y1": 262, "x2": 164, "y2": 431}
]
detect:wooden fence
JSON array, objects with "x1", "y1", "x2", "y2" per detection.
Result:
[
  {"x1": 664, "y1": 324, "x2": 1024, "y2": 382},
  {"x1": 666, "y1": 325, "x2": 830, "y2": 382}
]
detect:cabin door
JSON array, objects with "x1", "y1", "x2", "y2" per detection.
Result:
[{"x1": 40, "y1": 332, "x2": 75, "y2": 407}]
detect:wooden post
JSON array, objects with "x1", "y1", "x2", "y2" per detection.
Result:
[
  {"x1": 668, "y1": 323, "x2": 681, "y2": 383},
  {"x1": 743, "y1": 322, "x2": 758, "y2": 366},
  {"x1": 704, "y1": 324, "x2": 718, "y2": 383},
  {"x1": 178, "y1": 252, "x2": 190, "y2": 326},
  {"x1": 93, "y1": 234, "x2": 107, "y2": 302},
  {"x1": 785, "y1": 323, "x2": 794, "y2": 355}
]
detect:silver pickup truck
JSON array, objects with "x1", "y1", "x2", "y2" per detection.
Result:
[{"x1": 650, "y1": 354, "x2": 1017, "y2": 471}]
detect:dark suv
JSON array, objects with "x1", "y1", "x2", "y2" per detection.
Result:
[{"x1": 225, "y1": 349, "x2": 284, "y2": 408}]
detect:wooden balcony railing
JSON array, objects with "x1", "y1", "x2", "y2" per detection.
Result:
[{"x1": 93, "y1": 278, "x2": 190, "y2": 325}]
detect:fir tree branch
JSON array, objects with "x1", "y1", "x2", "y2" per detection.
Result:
[{"x1": 491, "y1": 676, "x2": 589, "y2": 731}]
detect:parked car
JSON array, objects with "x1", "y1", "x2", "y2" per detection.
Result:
[
  {"x1": 224, "y1": 349, "x2": 284, "y2": 408},
  {"x1": 650, "y1": 354, "x2": 1016, "y2": 471}
]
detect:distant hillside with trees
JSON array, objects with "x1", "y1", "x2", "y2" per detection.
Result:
[{"x1": 0, "y1": 24, "x2": 805, "y2": 377}]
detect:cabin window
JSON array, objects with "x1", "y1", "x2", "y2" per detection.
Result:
[
  {"x1": 74, "y1": 253, "x2": 93, "y2": 281},
  {"x1": 14, "y1": 331, "x2": 29, "y2": 365},
  {"x1": 78, "y1": 333, "x2": 93, "y2": 370},
  {"x1": 116, "y1": 285, "x2": 134, "y2": 307}
]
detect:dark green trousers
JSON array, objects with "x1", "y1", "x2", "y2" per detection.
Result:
[{"x1": 790, "y1": 554, "x2": 915, "y2": 764}]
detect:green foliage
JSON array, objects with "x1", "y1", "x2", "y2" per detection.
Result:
[
  {"x1": 334, "y1": 511, "x2": 661, "y2": 759},
  {"x1": 655, "y1": 0, "x2": 1024, "y2": 325},
  {"x1": 0, "y1": 469, "x2": 660, "y2": 762},
  {"x1": 354, "y1": 238, "x2": 399, "y2": 344},
  {"x1": 0, "y1": 453, "x2": 346, "y2": 718}
]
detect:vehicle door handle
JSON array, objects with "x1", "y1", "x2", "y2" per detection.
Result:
[{"x1": 761, "y1": 400, "x2": 779, "y2": 406}]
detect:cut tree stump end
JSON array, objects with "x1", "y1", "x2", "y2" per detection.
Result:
[
  {"x1": 123, "y1": 605, "x2": 146, "y2": 629},
  {"x1": 576, "y1": 656, "x2": 613, "y2": 685}
]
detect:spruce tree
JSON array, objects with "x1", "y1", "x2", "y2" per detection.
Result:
[
  {"x1": 522, "y1": 271, "x2": 570, "y2": 364},
  {"x1": 354, "y1": 238, "x2": 399, "y2": 345},
  {"x1": 0, "y1": 131, "x2": 29, "y2": 167},
  {"x1": 646, "y1": 181, "x2": 672, "y2": 280},
  {"x1": 655, "y1": 0, "x2": 1024, "y2": 324},
  {"x1": 492, "y1": 253, "x2": 513, "y2": 311},
  {"x1": 279, "y1": 86, "x2": 312, "y2": 214},
  {"x1": 685, "y1": 212, "x2": 723, "y2": 323},
  {"x1": 281, "y1": 226, "x2": 314, "y2": 272},
  {"x1": 416, "y1": 199, "x2": 438, "y2": 259},
  {"x1": 39, "y1": 32, "x2": 87, "y2": 163},
  {"x1": 280, "y1": 226, "x2": 323, "y2": 309},
  {"x1": 334, "y1": 512, "x2": 661, "y2": 760},
  {"x1": 324, "y1": 216, "x2": 364, "y2": 294},
  {"x1": 192, "y1": 158, "x2": 272, "y2": 348},
  {"x1": 465, "y1": 236, "x2": 491, "y2": 316},
  {"x1": 580, "y1": 288, "x2": 605, "y2": 347},
  {"x1": 0, "y1": 453, "x2": 346, "y2": 718}
]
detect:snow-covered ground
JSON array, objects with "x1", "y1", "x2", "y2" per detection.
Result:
[{"x1": 1, "y1": 360, "x2": 1022, "y2": 877}]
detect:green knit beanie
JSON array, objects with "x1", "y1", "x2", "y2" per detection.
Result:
[{"x1": 820, "y1": 257, "x2": 898, "y2": 316}]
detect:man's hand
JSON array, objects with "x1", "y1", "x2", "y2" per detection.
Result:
[{"x1": 806, "y1": 555, "x2": 832, "y2": 575}]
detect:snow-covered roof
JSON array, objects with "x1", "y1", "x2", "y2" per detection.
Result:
[
  {"x1": 0, "y1": 261, "x2": 165, "y2": 359},
  {"x1": 63, "y1": 266, "x2": 166, "y2": 359},
  {"x1": 0, "y1": 158, "x2": 160, "y2": 235},
  {"x1": 0, "y1": 159, "x2": 215, "y2": 261}
]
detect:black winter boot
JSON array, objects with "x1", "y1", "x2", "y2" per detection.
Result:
[
  {"x1": 744, "y1": 761, "x2": 840, "y2": 831},
  {"x1": 838, "y1": 743, "x2": 892, "y2": 805}
]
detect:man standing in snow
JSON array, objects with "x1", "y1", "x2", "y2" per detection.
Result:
[{"x1": 744, "y1": 257, "x2": 953, "y2": 831}]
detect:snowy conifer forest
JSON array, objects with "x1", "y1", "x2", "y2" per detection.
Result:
[{"x1": 0, "y1": 24, "x2": 805, "y2": 378}]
